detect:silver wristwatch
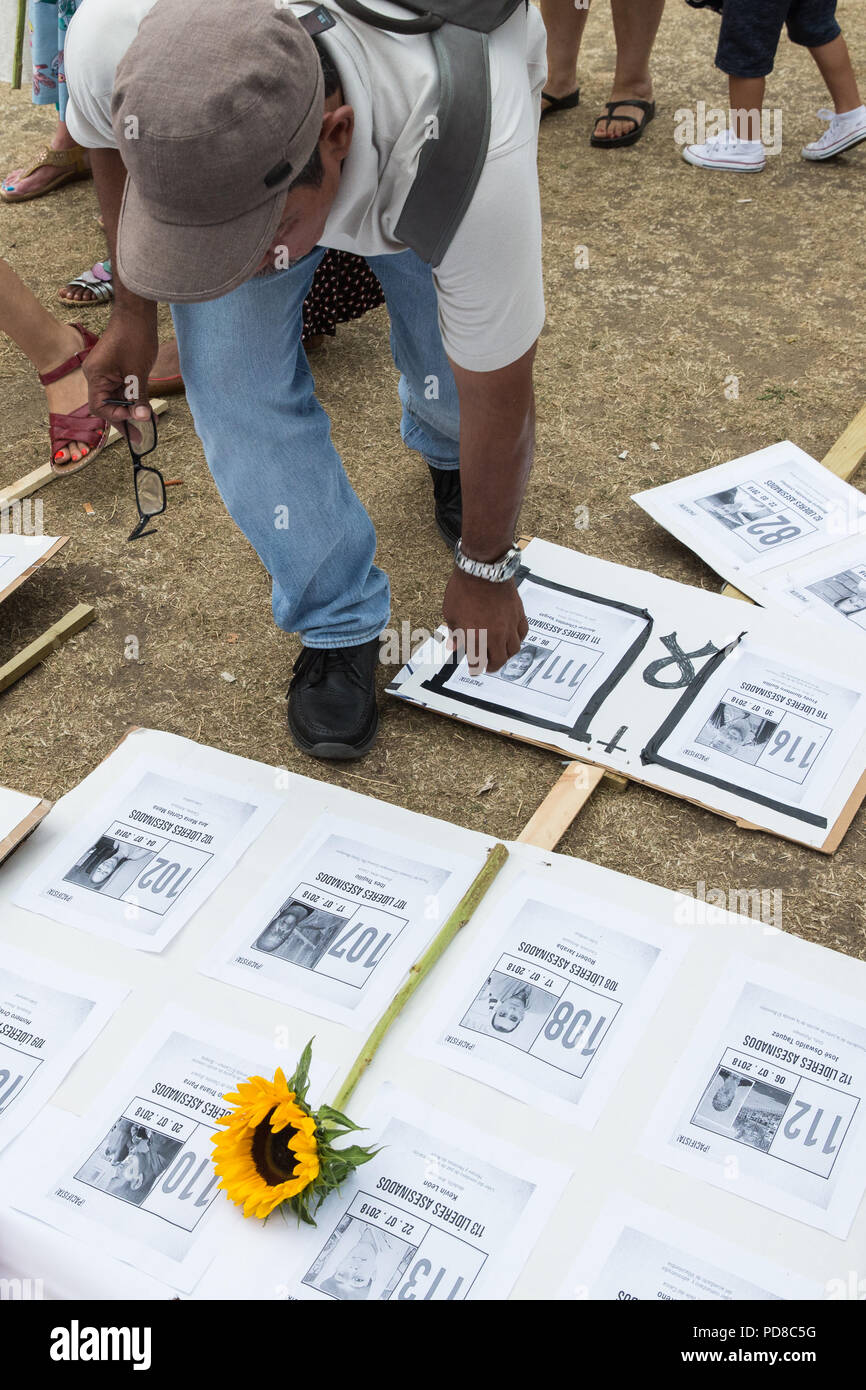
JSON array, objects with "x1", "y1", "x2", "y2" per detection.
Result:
[{"x1": 454, "y1": 540, "x2": 522, "y2": 583}]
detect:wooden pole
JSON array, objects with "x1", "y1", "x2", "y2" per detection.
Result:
[
  {"x1": 12, "y1": 0, "x2": 26, "y2": 90},
  {"x1": 331, "y1": 843, "x2": 509, "y2": 1112}
]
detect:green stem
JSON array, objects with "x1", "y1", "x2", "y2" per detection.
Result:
[
  {"x1": 331, "y1": 842, "x2": 508, "y2": 1114},
  {"x1": 13, "y1": 0, "x2": 26, "y2": 90}
]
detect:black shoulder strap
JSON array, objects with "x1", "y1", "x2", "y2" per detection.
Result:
[
  {"x1": 394, "y1": 24, "x2": 491, "y2": 266},
  {"x1": 306, "y1": 2, "x2": 525, "y2": 266},
  {"x1": 329, "y1": 0, "x2": 443, "y2": 33}
]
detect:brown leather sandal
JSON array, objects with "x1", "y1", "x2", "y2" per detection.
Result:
[
  {"x1": 1, "y1": 145, "x2": 91, "y2": 203},
  {"x1": 38, "y1": 324, "x2": 109, "y2": 476}
]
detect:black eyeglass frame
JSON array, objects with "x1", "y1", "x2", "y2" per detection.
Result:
[{"x1": 103, "y1": 401, "x2": 166, "y2": 541}]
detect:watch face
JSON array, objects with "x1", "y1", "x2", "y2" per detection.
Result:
[{"x1": 503, "y1": 548, "x2": 522, "y2": 579}]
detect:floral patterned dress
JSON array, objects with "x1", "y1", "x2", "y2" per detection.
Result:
[{"x1": 30, "y1": 0, "x2": 81, "y2": 116}]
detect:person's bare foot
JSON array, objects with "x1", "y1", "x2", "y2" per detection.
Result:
[
  {"x1": 593, "y1": 79, "x2": 654, "y2": 141},
  {"x1": 37, "y1": 325, "x2": 99, "y2": 466},
  {"x1": 59, "y1": 261, "x2": 113, "y2": 305},
  {"x1": 541, "y1": 71, "x2": 579, "y2": 117},
  {"x1": 2, "y1": 140, "x2": 89, "y2": 200},
  {"x1": 148, "y1": 340, "x2": 184, "y2": 394}
]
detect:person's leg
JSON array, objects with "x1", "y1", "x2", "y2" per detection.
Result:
[
  {"x1": 729, "y1": 76, "x2": 766, "y2": 139},
  {"x1": 365, "y1": 250, "x2": 460, "y2": 472},
  {"x1": 806, "y1": 36, "x2": 861, "y2": 114},
  {"x1": 0, "y1": 257, "x2": 99, "y2": 463},
  {"x1": 365, "y1": 249, "x2": 463, "y2": 549},
  {"x1": 540, "y1": 0, "x2": 592, "y2": 109},
  {"x1": 682, "y1": 0, "x2": 780, "y2": 169},
  {"x1": 171, "y1": 251, "x2": 390, "y2": 648},
  {"x1": 593, "y1": 0, "x2": 665, "y2": 141},
  {"x1": 801, "y1": 29, "x2": 866, "y2": 157}
]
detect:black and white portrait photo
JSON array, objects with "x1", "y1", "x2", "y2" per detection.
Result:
[
  {"x1": 75, "y1": 1117, "x2": 183, "y2": 1206},
  {"x1": 461, "y1": 970, "x2": 558, "y2": 1048},
  {"x1": 695, "y1": 702, "x2": 778, "y2": 765},
  {"x1": 489, "y1": 642, "x2": 552, "y2": 687},
  {"x1": 302, "y1": 1214, "x2": 415, "y2": 1300},
  {"x1": 695, "y1": 487, "x2": 772, "y2": 533},
  {"x1": 806, "y1": 568, "x2": 866, "y2": 629},
  {"x1": 694, "y1": 1066, "x2": 791, "y2": 1153},
  {"x1": 251, "y1": 897, "x2": 346, "y2": 971},
  {"x1": 63, "y1": 835, "x2": 155, "y2": 898}
]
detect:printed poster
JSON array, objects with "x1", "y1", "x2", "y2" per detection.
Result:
[
  {"x1": 280, "y1": 1088, "x2": 569, "y2": 1301},
  {"x1": 644, "y1": 642, "x2": 866, "y2": 830},
  {"x1": 0, "y1": 534, "x2": 65, "y2": 601},
  {"x1": 201, "y1": 814, "x2": 482, "y2": 1027},
  {"x1": 13, "y1": 757, "x2": 281, "y2": 951},
  {"x1": 640, "y1": 959, "x2": 866, "y2": 1237},
  {"x1": 760, "y1": 538, "x2": 866, "y2": 638},
  {"x1": 560, "y1": 1196, "x2": 820, "y2": 1301},
  {"x1": 633, "y1": 442, "x2": 866, "y2": 579},
  {"x1": 422, "y1": 569, "x2": 652, "y2": 739},
  {"x1": 0, "y1": 945, "x2": 126, "y2": 1151},
  {"x1": 414, "y1": 873, "x2": 687, "y2": 1125},
  {"x1": 16, "y1": 1011, "x2": 334, "y2": 1291}
]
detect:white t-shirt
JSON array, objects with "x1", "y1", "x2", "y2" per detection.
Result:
[{"x1": 64, "y1": 0, "x2": 546, "y2": 372}]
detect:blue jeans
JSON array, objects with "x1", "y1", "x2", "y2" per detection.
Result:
[{"x1": 171, "y1": 248, "x2": 459, "y2": 647}]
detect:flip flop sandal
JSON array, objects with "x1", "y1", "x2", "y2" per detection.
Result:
[
  {"x1": 540, "y1": 87, "x2": 580, "y2": 121},
  {"x1": 0, "y1": 144, "x2": 91, "y2": 202},
  {"x1": 38, "y1": 323, "x2": 109, "y2": 476},
  {"x1": 59, "y1": 260, "x2": 114, "y2": 305},
  {"x1": 590, "y1": 99, "x2": 656, "y2": 148}
]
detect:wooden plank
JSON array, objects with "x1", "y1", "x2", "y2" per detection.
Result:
[
  {"x1": 0, "y1": 796, "x2": 52, "y2": 866},
  {"x1": 820, "y1": 401, "x2": 866, "y2": 482},
  {"x1": 0, "y1": 398, "x2": 169, "y2": 508},
  {"x1": 723, "y1": 404, "x2": 866, "y2": 603},
  {"x1": 517, "y1": 761, "x2": 607, "y2": 851},
  {"x1": 0, "y1": 602, "x2": 95, "y2": 694}
]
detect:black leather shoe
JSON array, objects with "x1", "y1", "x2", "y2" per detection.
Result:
[
  {"x1": 428, "y1": 463, "x2": 462, "y2": 550},
  {"x1": 288, "y1": 637, "x2": 380, "y2": 759}
]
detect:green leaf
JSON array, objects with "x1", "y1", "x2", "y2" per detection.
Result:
[
  {"x1": 287, "y1": 1038, "x2": 315, "y2": 1101},
  {"x1": 316, "y1": 1104, "x2": 364, "y2": 1133}
]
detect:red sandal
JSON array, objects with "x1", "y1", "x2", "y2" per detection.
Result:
[{"x1": 38, "y1": 323, "x2": 109, "y2": 475}]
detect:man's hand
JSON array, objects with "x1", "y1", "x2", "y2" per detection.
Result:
[
  {"x1": 442, "y1": 567, "x2": 529, "y2": 674},
  {"x1": 83, "y1": 306, "x2": 159, "y2": 425}
]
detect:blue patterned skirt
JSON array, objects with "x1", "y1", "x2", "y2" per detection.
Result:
[{"x1": 30, "y1": 0, "x2": 82, "y2": 118}]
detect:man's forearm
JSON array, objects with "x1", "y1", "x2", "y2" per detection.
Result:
[
  {"x1": 450, "y1": 345, "x2": 536, "y2": 562},
  {"x1": 84, "y1": 148, "x2": 159, "y2": 420},
  {"x1": 90, "y1": 147, "x2": 157, "y2": 324}
]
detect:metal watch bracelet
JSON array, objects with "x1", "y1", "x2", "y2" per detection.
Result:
[{"x1": 454, "y1": 540, "x2": 522, "y2": 583}]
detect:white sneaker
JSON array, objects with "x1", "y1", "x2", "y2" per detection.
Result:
[
  {"x1": 801, "y1": 106, "x2": 866, "y2": 160},
  {"x1": 682, "y1": 130, "x2": 766, "y2": 172}
]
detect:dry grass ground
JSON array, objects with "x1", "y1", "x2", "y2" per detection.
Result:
[{"x1": 1, "y1": 2, "x2": 865, "y2": 955}]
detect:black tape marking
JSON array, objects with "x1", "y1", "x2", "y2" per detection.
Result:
[
  {"x1": 643, "y1": 632, "x2": 721, "y2": 689},
  {"x1": 640, "y1": 634, "x2": 828, "y2": 829},
  {"x1": 422, "y1": 566, "x2": 653, "y2": 742}
]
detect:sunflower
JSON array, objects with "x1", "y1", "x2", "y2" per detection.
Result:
[
  {"x1": 211, "y1": 1041, "x2": 377, "y2": 1225},
  {"x1": 212, "y1": 1068, "x2": 320, "y2": 1219}
]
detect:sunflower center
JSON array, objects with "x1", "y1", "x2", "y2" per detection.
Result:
[{"x1": 251, "y1": 1108, "x2": 302, "y2": 1187}]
